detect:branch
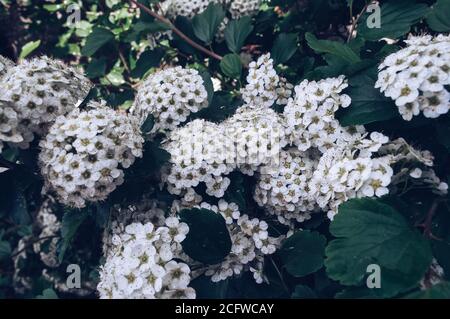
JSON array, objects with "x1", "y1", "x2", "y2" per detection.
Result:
[
  {"x1": 417, "y1": 199, "x2": 444, "y2": 240},
  {"x1": 346, "y1": 1, "x2": 371, "y2": 43},
  {"x1": 128, "y1": 0, "x2": 223, "y2": 61},
  {"x1": 11, "y1": 235, "x2": 58, "y2": 258}
]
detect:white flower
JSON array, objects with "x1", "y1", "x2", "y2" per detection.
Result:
[
  {"x1": 0, "y1": 56, "x2": 91, "y2": 149},
  {"x1": 98, "y1": 218, "x2": 195, "y2": 299},
  {"x1": 376, "y1": 34, "x2": 450, "y2": 120},
  {"x1": 131, "y1": 66, "x2": 208, "y2": 135},
  {"x1": 39, "y1": 101, "x2": 144, "y2": 208}
]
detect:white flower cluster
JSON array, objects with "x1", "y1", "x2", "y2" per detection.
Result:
[
  {"x1": 241, "y1": 53, "x2": 281, "y2": 108},
  {"x1": 33, "y1": 197, "x2": 61, "y2": 268},
  {"x1": 222, "y1": 105, "x2": 288, "y2": 173},
  {"x1": 283, "y1": 75, "x2": 351, "y2": 153},
  {"x1": 252, "y1": 73, "x2": 402, "y2": 223},
  {"x1": 162, "y1": 119, "x2": 234, "y2": 198},
  {"x1": 131, "y1": 66, "x2": 208, "y2": 135},
  {"x1": 0, "y1": 100, "x2": 23, "y2": 153},
  {"x1": 254, "y1": 148, "x2": 320, "y2": 226},
  {"x1": 0, "y1": 55, "x2": 13, "y2": 77},
  {"x1": 163, "y1": 0, "x2": 261, "y2": 19},
  {"x1": 163, "y1": 105, "x2": 289, "y2": 197},
  {"x1": 185, "y1": 200, "x2": 283, "y2": 284},
  {"x1": 0, "y1": 56, "x2": 91, "y2": 149},
  {"x1": 97, "y1": 217, "x2": 195, "y2": 299},
  {"x1": 255, "y1": 132, "x2": 393, "y2": 223},
  {"x1": 375, "y1": 34, "x2": 450, "y2": 120},
  {"x1": 166, "y1": 0, "x2": 227, "y2": 18},
  {"x1": 309, "y1": 133, "x2": 392, "y2": 220},
  {"x1": 39, "y1": 101, "x2": 144, "y2": 208},
  {"x1": 229, "y1": 0, "x2": 261, "y2": 19},
  {"x1": 162, "y1": 54, "x2": 292, "y2": 197},
  {"x1": 379, "y1": 138, "x2": 449, "y2": 195},
  {"x1": 420, "y1": 258, "x2": 446, "y2": 290}
]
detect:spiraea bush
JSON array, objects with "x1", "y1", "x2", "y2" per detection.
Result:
[{"x1": 1, "y1": 0, "x2": 450, "y2": 299}]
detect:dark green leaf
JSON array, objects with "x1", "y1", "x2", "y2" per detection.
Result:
[
  {"x1": 140, "y1": 115, "x2": 154, "y2": 134},
  {"x1": 436, "y1": 118, "x2": 450, "y2": 153},
  {"x1": 11, "y1": 188, "x2": 30, "y2": 225},
  {"x1": 85, "y1": 57, "x2": 107, "y2": 78},
  {"x1": 426, "y1": 0, "x2": 450, "y2": 32},
  {"x1": 36, "y1": 288, "x2": 58, "y2": 299},
  {"x1": 305, "y1": 32, "x2": 360, "y2": 64},
  {"x1": 130, "y1": 48, "x2": 165, "y2": 79},
  {"x1": 292, "y1": 285, "x2": 317, "y2": 299},
  {"x1": 180, "y1": 208, "x2": 232, "y2": 264},
  {"x1": 192, "y1": 3, "x2": 225, "y2": 45},
  {"x1": 224, "y1": 16, "x2": 254, "y2": 53},
  {"x1": 338, "y1": 66, "x2": 398, "y2": 126},
  {"x1": 271, "y1": 33, "x2": 298, "y2": 65},
  {"x1": 190, "y1": 276, "x2": 229, "y2": 299},
  {"x1": 325, "y1": 198, "x2": 433, "y2": 297},
  {"x1": 404, "y1": 282, "x2": 450, "y2": 299},
  {"x1": 200, "y1": 70, "x2": 214, "y2": 105},
  {"x1": 357, "y1": 1, "x2": 430, "y2": 41},
  {"x1": 132, "y1": 20, "x2": 171, "y2": 33},
  {"x1": 81, "y1": 27, "x2": 115, "y2": 57},
  {"x1": 0, "y1": 241, "x2": 11, "y2": 260},
  {"x1": 220, "y1": 53, "x2": 242, "y2": 78},
  {"x1": 58, "y1": 210, "x2": 88, "y2": 263},
  {"x1": 279, "y1": 230, "x2": 326, "y2": 277}
]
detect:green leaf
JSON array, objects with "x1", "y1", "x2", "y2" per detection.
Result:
[
  {"x1": 279, "y1": 230, "x2": 326, "y2": 277},
  {"x1": 200, "y1": 70, "x2": 214, "y2": 105},
  {"x1": 180, "y1": 208, "x2": 232, "y2": 265},
  {"x1": 130, "y1": 48, "x2": 164, "y2": 79},
  {"x1": 305, "y1": 33, "x2": 360, "y2": 64},
  {"x1": 11, "y1": 187, "x2": 30, "y2": 225},
  {"x1": 436, "y1": 116, "x2": 450, "y2": 153},
  {"x1": 81, "y1": 27, "x2": 115, "y2": 57},
  {"x1": 140, "y1": 115, "x2": 154, "y2": 134},
  {"x1": 291, "y1": 285, "x2": 317, "y2": 299},
  {"x1": 36, "y1": 288, "x2": 58, "y2": 299},
  {"x1": 325, "y1": 198, "x2": 433, "y2": 298},
  {"x1": 426, "y1": 0, "x2": 450, "y2": 32},
  {"x1": 105, "y1": 66, "x2": 125, "y2": 86},
  {"x1": 190, "y1": 276, "x2": 229, "y2": 299},
  {"x1": 192, "y1": 3, "x2": 225, "y2": 45},
  {"x1": 58, "y1": 210, "x2": 88, "y2": 263},
  {"x1": 224, "y1": 16, "x2": 254, "y2": 53},
  {"x1": 0, "y1": 241, "x2": 11, "y2": 261},
  {"x1": 404, "y1": 282, "x2": 450, "y2": 299},
  {"x1": 357, "y1": 0, "x2": 430, "y2": 41},
  {"x1": 220, "y1": 54, "x2": 242, "y2": 78},
  {"x1": 271, "y1": 33, "x2": 298, "y2": 65},
  {"x1": 85, "y1": 57, "x2": 107, "y2": 78},
  {"x1": 132, "y1": 20, "x2": 171, "y2": 33},
  {"x1": 338, "y1": 66, "x2": 398, "y2": 126},
  {"x1": 19, "y1": 40, "x2": 41, "y2": 60}
]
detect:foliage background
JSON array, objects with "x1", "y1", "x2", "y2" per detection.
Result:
[{"x1": 1, "y1": 0, "x2": 450, "y2": 299}]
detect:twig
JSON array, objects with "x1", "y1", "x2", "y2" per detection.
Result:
[
  {"x1": 417, "y1": 199, "x2": 443, "y2": 240},
  {"x1": 269, "y1": 257, "x2": 290, "y2": 294},
  {"x1": 11, "y1": 235, "x2": 58, "y2": 258},
  {"x1": 346, "y1": 1, "x2": 371, "y2": 43},
  {"x1": 128, "y1": 0, "x2": 223, "y2": 61},
  {"x1": 117, "y1": 46, "x2": 131, "y2": 73}
]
